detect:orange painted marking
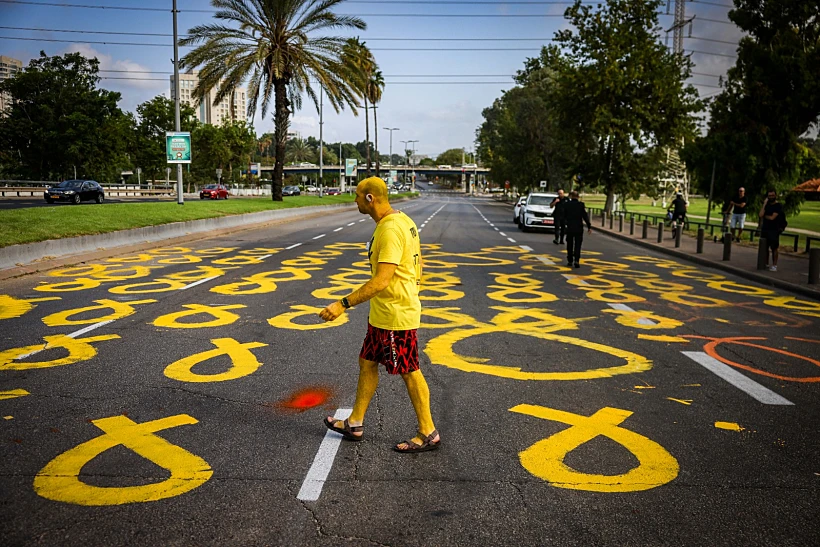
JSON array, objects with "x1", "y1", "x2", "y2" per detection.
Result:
[{"x1": 686, "y1": 335, "x2": 820, "y2": 383}]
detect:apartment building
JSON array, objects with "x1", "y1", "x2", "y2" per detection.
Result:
[
  {"x1": 0, "y1": 55, "x2": 23, "y2": 113},
  {"x1": 170, "y1": 70, "x2": 247, "y2": 125}
]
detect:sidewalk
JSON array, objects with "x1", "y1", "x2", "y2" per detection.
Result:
[{"x1": 593, "y1": 218, "x2": 820, "y2": 301}]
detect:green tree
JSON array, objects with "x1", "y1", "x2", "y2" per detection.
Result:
[
  {"x1": 286, "y1": 137, "x2": 316, "y2": 164},
  {"x1": 544, "y1": 0, "x2": 700, "y2": 210},
  {"x1": 0, "y1": 51, "x2": 134, "y2": 182},
  {"x1": 222, "y1": 120, "x2": 257, "y2": 184},
  {"x1": 418, "y1": 158, "x2": 435, "y2": 167},
  {"x1": 435, "y1": 148, "x2": 466, "y2": 166},
  {"x1": 190, "y1": 123, "x2": 231, "y2": 186},
  {"x1": 684, "y1": 0, "x2": 820, "y2": 215},
  {"x1": 134, "y1": 96, "x2": 197, "y2": 182},
  {"x1": 321, "y1": 146, "x2": 339, "y2": 166},
  {"x1": 181, "y1": 0, "x2": 366, "y2": 201}
]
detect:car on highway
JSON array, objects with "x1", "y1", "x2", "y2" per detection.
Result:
[
  {"x1": 518, "y1": 192, "x2": 558, "y2": 232},
  {"x1": 44, "y1": 179, "x2": 104, "y2": 204},
  {"x1": 324, "y1": 187, "x2": 341, "y2": 195},
  {"x1": 200, "y1": 184, "x2": 229, "y2": 200},
  {"x1": 282, "y1": 185, "x2": 301, "y2": 196},
  {"x1": 513, "y1": 196, "x2": 527, "y2": 224},
  {"x1": 306, "y1": 185, "x2": 318, "y2": 192}
]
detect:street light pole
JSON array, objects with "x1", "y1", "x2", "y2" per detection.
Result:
[
  {"x1": 407, "y1": 140, "x2": 418, "y2": 188},
  {"x1": 172, "y1": 0, "x2": 184, "y2": 205},
  {"x1": 384, "y1": 127, "x2": 399, "y2": 170},
  {"x1": 319, "y1": 87, "x2": 323, "y2": 189}
]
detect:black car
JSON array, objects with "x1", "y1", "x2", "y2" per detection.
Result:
[
  {"x1": 45, "y1": 180, "x2": 105, "y2": 204},
  {"x1": 283, "y1": 185, "x2": 301, "y2": 196}
]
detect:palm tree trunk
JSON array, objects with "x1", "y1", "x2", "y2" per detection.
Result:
[
  {"x1": 374, "y1": 107, "x2": 379, "y2": 177},
  {"x1": 272, "y1": 78, "x2": 289, "y2": 201},
  {"x1": 364, "y1": 96, "x2": 371, "y2": 176}
]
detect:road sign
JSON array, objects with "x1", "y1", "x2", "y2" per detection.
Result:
[
  {"x1": 540, "y1": 180, "x2": 547, "y2": 188},
  {"x1": 345, "y1": 158, "x2": 358, "y2": 177},
  {"x1": 390, "y1": 170, "x2": 398, "y2": 183},
  {"x1": 166, "y1": 132, "x2": 192, "y2": 164}
]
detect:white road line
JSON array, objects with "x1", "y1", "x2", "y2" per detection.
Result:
[
  {"x1": 489, "y1": 224, "x2": 495, "y2": 227},
  {"x1": 312, "y1": 234, "x2": 326, "y2": 240},
  {"x1": 519, "y1": 245, "x2": 533, "y2": 252},
  {"x1": 499, "y1": 232, "x2": 507, "y2": 237},
  {"x1": 180, "y1": 276, "x2": 220, "y2": 291},
  {"x1": 285, "y1": 243, "x2": 303, "y2": 250},
  {"x1": 333, "y1": 227, "x2": 344, "y2": 232},
  {"x1": 258, "y1": 254, "x2": 273, "y2": 260},
  {"x1": 494, "y1": 227, "x2": 499, "y2": 231},
  {"x1": 536, "y1": 256, "x2": 555, "y2": 265},
  {"x1": 607, "y1": 303, "x2": 656, "y2": 326},
  {"x1": 298, "y1": 408, "x2": 353, "y2": 501},
  {"x1": 507, "y1": 237, "x2": 517, "y2": 243},
  {"x1": 16, "y1": 319, "x2": 117, "y2": 360},
  {"x1": 562, "y1": 274, "x2": 587, "y2": 284},
  {"x1": 347, "y1": 222, "x2": 356, "y2": 226},
  {"x1": 681, "y1": 351, "x2": 794, "y2": 405},
  {"x1": 359, "y1": 219, "x2": 366, "y2": 222}
]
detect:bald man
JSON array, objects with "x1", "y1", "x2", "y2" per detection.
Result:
[{"x1": 319, "y1": 177, "x2": 440, "y2": 453}]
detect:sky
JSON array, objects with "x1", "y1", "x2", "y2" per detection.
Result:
[{"x1": 0, "y1": 0, "x2": 745, "y2": 158}]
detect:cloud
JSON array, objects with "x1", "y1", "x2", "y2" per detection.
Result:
[{"x1": 63, "y1": 44, "x2": 163, "y2": 91}]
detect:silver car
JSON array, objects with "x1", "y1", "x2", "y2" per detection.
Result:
[
  {"x1": 518, "y1": 193, "x2": 558, "y2": 232},
  {"x1": 513, "y1": 196, "x2": 527, "y2": 224}
]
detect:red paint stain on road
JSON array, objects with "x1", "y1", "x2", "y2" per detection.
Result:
[{"x1": 272, "y1": 386, "x2": 334, "y2": 413}]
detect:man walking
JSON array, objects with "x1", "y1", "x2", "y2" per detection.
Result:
[
  {"x1": 759, "y1": 189, "x2": 785, "y2": 272},
  {"x1": 563, "y1": 190, "x2": 592, "y2": 268},
  {"x1": 728, "y1": 187, "x2": 748, "y2": 242},
  {"x1": 319, "y1": 176, "x2": 440, "y2": 453},
  {"x1": 551, "y1": 189, "x2": 566, "y2": 245}
]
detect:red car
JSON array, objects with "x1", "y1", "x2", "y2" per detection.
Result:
[
  {"x1": 324, "y1": 187, "x2": 341, "y2": 195},
  {"x1": 200, "y1": 184, "x2": 229, "y2": 200}
]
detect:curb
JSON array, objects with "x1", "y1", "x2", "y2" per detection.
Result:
[
  {"x1": 594, "y1": 227, "x2": 820, "y2": 302},
  {"x1": 0, "y1": 202, "x2": 359, "y2": 272}
]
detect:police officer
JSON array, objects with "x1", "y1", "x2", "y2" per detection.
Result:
[{"x1": 551, "y1": 189, "x2": 566, "y2": 245}]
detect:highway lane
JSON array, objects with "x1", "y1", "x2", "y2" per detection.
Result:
[{"x1": 1, "y1": 195, "x2": 818, "y2": 546}]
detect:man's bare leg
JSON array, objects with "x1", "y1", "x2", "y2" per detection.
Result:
[
  {"x1": 397, "y1": 369, "x2": 439, "y2": 447},
  {"x1": 329, "y1": 358, "x2": 378, "y2": 437}
]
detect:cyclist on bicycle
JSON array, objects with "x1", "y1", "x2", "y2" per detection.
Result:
[{"x1": 669, "y1": 193, "x2": 688, "y2": 235}]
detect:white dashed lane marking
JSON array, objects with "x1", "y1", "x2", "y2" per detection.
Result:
[
  {"x1": 180, "y1": 276, "x2": 220, "y2": 291},
  {"x1": 333, "y1": 227, "x2": 344, "y2": 232},
  {"x1": 607, "y1": 303, "x2": 656, "y2": 326},
  {"x1": 285, "y1": 243, "x2": 303, "y2": 250},
  {"x1": 312, "y1": 234, "x2": 326, "y2": 240},
  {"x1": 297, "y1": 408, "x2": 353, "y2": 501}
]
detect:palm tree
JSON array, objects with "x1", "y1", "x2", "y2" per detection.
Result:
[
  {"x1": 342, "y1": 38, "x2": 377, "y2": 175},
  {"x1": 180, "y1": 0, "x2": 366, "y2": 201},
  {"x1": 367, "y1": 70, "x2": 385, "y2": 176},
  {"x1": 286, "y1": 137, "x2": 315, "y2": 164}
]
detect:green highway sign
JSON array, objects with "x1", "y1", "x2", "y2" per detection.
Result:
[{"x1": 166, "y1": 132, "x2": 192, "y2": 164}]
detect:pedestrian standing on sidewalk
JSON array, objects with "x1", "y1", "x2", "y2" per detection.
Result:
[
  {"x1": 728, "y1": 187, "x2": 748, "y2": 242},
  {"x1": 759, "y1": 189, "x2": 785, "y2": 272},
  {"x1": 551, "y1": 189, "x2": 566, "y2": 245},
  {"x1": 318, "y1": 176, "x2": 441, "y2": 453},
  {"x1": 563, "y1": 190, "x2": 592, "y2": 268}
]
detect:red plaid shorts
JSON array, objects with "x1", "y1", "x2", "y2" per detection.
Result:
[{"x1": 359, "y1": 323, "x2": 419, "y2": 375}]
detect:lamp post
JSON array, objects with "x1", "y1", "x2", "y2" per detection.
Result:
[
  {"x1": 384, "y1": 127, "x2": 399, "y2": 170},
  {"x1": 319, "y1": 88, "x2": 323, "y2": 189},
  {"x1": 172, "y1": 0, "x2": 184, "y2": 205},
  {"x1": 400, "y1": 140, "x2": 409, "y2": 185},
  {"x1": 407, "y1": 140, "x2": 418, "y2": 187}
]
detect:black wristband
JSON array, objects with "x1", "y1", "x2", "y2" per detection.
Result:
[{"x1": 341, "y1": 297, "x2": 351, "y2": 309}]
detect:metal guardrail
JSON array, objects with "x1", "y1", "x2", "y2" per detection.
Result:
[{"x1": 587, "y1": 207, "x2": 819, "y2": 254}]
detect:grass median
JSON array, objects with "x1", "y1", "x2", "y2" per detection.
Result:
[{"x1": 0, "y1": 193, "x2": 418, "y2": 248}]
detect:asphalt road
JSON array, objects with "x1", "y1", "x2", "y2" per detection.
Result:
[{"x1": 1, "y1": 195, "x2": 818, "y2": 546}]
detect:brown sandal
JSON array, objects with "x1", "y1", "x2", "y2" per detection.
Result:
[
  {"x1": 324, "y1": 417, "x2": 363, "y2": 442},
  {"x1": 393, "y1": 430, "x2": 441, "y2": 453}
]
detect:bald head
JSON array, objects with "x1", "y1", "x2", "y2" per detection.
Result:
[{"x1": 357, "y1": 176, "x2": 389, "y2": 203}]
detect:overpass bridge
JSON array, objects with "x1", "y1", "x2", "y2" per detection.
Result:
[{"x1": 261, "y1": 165, "x2": 490, "y2": 180}]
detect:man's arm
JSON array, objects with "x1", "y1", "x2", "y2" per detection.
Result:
[
  {"x1": 582, "y1": 206, "x2": 592, "y2": 233},
  {"x1": 758, "y1": 198, "x2": 768, "y2": 220},
  {"x1": 318, "y1": 262, "x2": 397, "y2": 321}
]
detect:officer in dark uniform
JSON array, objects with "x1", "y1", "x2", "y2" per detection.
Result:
[
  {"x1": 551, "y1": 189, "x2": 566, "y2": 245},
  {"x1": 562, "y1": 190, "x2": 592, "y2": 268}
]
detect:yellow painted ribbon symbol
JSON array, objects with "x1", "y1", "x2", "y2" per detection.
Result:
[
  {"x1": 42, "y1": 299, "x2": 156, "y2": 326},
  {"x1": 0, "y1": 294, "x2": 60, "y2": 320},
  {"x1": 34, "y1": 414, "x2": 212, "y2": 506},
  {"x1": 152, "y1": 304, "x2": 245, "y2": 329},
  {"x1": 164, "y1": 338, "x2": 268, "y2": 382},
  {"x1": 510, "y1": 404, "x2": 679, "y2": 492},
  {"x1": 0, "y1": 334, "x2": 120, "y2": 370},
  {"x1": 268, "y1": 305, "x2": 350, "y2": 330}
]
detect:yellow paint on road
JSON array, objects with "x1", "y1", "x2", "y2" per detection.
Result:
[
  {"x1": 34, "y1": 414, "x2": 212, "y2": 505},
  {"x1": 42, "y1": 299, "x2": 156, "y2": 326},
  {"x1": 714, "y1": 421, "x2": 744, "y2": 431},
  {"x1": 152, "y1": 304, "x2": 245, "y2": 329},
  {"x1": 637, "y1": 334, "x2": 689, "y2": 343},
  {"x1": 0, "y1": 388, "x2": 30, "y2": 400},
  {"x1": 0, "y1": 334, "x2": 119, "y2": 370},
  {"x1": 0, "y1": 295, "x2": 60, "y2": 320},
  {"x1": 164, "y1": 338, "x2": 267, "y2": 382},
  {"x1": 268, "y1": 305, "x2": 350, "y2": 330},
  {"x1": 604, "y1": 310, "x2": 683, "y2": 330},
  {"x1": 510, "y1": 404, "x2": 679, "y2": 492},
  {"x1": 667, "y1": 397, "x2": 692, "y2": 405}
]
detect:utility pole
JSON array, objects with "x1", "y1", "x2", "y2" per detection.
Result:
[
  {"x1": 172, "y1": 0, "x2": 184, "y2": 205},
  {"x1": 705, "y1": 159, "x2": 716, "y2": 226},
  {"x1": 407, "y1": 140, "x2": 418, "y2": 188},
  {"x1": 401, "y1": 140, "x2": 409, "y2": 185}
]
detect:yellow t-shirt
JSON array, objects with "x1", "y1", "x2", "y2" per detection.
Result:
[{"x1": 367, "y1": 211, "x2": 422, "y2": 330}]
